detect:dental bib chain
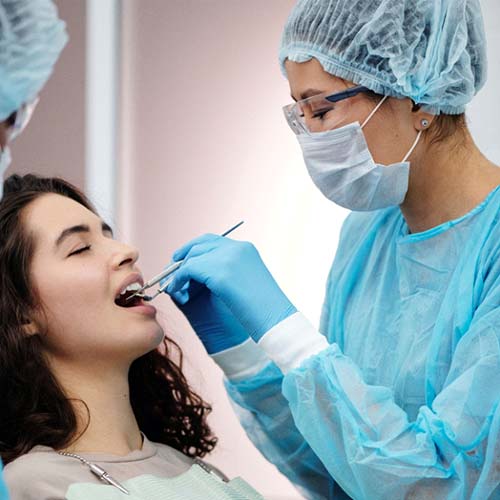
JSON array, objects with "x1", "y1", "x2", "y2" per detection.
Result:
[
  {"x1": 58, "y1": 452, "x2": 227, "y2": 496},
  {"x1": 58, "y1": 451, "x2": 131, "y2": 495}
]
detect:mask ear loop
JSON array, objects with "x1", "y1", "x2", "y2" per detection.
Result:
[
  {"x1": 361, "y1": 95, "x2": 388, "y2": 129},
  {"x1": 402, "y1": 130, "x2": 423, "y2": 162},
  {"x1": 360, "y1": 93, "x2": 424, "y2": 162}
]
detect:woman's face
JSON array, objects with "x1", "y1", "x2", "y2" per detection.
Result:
[
  {"x1": 23, "y1": 193, "x2": 164, "y2": 367},
  {"x1": 284, "y1": 58, "x2": 428, "y2": 165}
]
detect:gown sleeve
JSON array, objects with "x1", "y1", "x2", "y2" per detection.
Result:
[
  {"x1": 254, "y1": 277, "x2": 500, "y2": 500},
  {"x1": 0, "y1": 462, "x2": 8, "y2": 500},
  {"x1": 227, "y1": 210, "x2": 500, "y2": 499},
  {"x1": 225, "y1": 361, "x2": 344, "y2": 500}
]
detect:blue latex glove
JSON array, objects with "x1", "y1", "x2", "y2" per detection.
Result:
[
  {"x1": 167, "y1": 280, "x2": 250, "y2": 355},
  {"x1": 165, "y1": 234, "x2": 297, "y2": 342}
]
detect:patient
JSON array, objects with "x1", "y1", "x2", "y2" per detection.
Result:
[{"x1": 0, "y1": 174, "x2": 262, "y2": 499}]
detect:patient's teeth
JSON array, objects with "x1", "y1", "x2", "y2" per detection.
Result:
[
  {"x1": 126, "y1": 282, "x2": 142, "y2": 292},
  {"x1": 117, "y1": 281, "x2": 142, "y2": 297}
]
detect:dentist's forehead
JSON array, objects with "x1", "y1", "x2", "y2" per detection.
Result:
[{"x1": 285, "y1": 59, "x2": 348, "y2": 101}]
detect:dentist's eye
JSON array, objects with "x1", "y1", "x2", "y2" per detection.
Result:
[
  {"x1": 312, "y1": 109, "x2": 331, "y2": 120},
  {"x1": 68, "y1": 245, "x2": 91, "y2": 257}
]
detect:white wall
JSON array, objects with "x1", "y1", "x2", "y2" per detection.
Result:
[{"x1": 468, "y1": 0, "x2": 500, "y2": 163}]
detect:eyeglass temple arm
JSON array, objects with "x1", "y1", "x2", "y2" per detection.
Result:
[{"x1": 325, "y1": 85, "x2": 369, "y2": 103}]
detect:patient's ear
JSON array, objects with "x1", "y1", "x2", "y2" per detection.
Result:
[
  {"x1": 22, "y1": 322, "x2": 39, "y2": 336},
  {"x1": 20, "y1": 315, "x2": 41, "y2": 337}
]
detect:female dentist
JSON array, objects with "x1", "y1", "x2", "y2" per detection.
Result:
[
  {"x1": 165, "y1": 0, "x2": 500, "y2": 498},
  {"x1": 0, "y1": 1, "x2": 66, "y2": 498}
]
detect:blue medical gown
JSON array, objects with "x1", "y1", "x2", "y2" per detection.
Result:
[
  {"x1": 226, "y1": 186, "x2": 500, "y2": 499},
  {"x1": 0, "y1": 462, "x2": 8, "y2": 500}
]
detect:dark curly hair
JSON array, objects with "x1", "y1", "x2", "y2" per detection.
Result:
[{"x1": 0, "y1": 174, "x2": 217, "y2": 465}]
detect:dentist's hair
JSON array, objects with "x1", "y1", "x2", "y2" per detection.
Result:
[{"x1": 0, "y1": 174, "x2": 216, "y2": 465}]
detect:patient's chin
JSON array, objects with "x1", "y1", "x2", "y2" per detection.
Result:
[{"x1": 133, "y1": 323, "x2": 165, "y2": 356}]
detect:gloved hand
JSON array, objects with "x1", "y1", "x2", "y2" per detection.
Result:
[
  {"x1": 166, "y1": 279, "x2": 250, "y2": 355},
  {"x1": 164, "y1": 234, "x2": 297, "y2": 342}
]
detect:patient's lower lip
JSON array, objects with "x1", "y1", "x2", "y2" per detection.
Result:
[{"x1": 127, "y1": 303, "x2": 157, "y2": 316}]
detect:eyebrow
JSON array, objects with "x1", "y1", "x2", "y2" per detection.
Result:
[
  {"x1": 55, "y1": 222, "x2": 114, "y2": 248},
  {"x1": 291, "y1": 88, "x2": 325, "y2": 102}
]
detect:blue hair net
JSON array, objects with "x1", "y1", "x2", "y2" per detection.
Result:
[
  {"x1": 0, "y1": 0, "x2": 67, "y2": 121},
  {"x1": 279, "y1": 0, "x2": 487, "y2": 115}
]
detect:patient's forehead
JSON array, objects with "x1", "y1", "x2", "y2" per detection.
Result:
[{"x1": 22, "y1": 193, "x2": 99, "y2": 247}]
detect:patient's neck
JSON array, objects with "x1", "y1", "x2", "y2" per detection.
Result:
[{"x1": 50, "y1": 359, "x2": 142, "y2": 456}]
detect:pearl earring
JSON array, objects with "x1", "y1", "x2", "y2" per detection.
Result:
[{"x1": 421, "y1": 118, "x2": 429, "y2": 128}]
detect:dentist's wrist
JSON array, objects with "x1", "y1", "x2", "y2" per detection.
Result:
[
  {"x1": 257, "y1": 312, "x2": 329, "y2": 374},
  {"x1": 211, "y1": 338, "x2": 271, "y2": 382},
  {"x1": 249, "y1": 301, "x2": 298, "y2": 342}
]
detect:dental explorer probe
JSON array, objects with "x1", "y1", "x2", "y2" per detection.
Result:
[{"x1": 126, "y1": 220, "x2": 245, "y2": 303}]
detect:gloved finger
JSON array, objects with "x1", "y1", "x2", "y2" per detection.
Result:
[
  {"x1": 168, "y1": 238, "x2": 260, "y2": 297},
  {"x1": 162, "y1": 239, "x2": 221, "y2": 293},
  {"x1": 172, "y1": 233, "x2": 222, "y2": 262},
  {"x1": 168, "y1": 279, "x2": 205, "y2": 304},
  {"x1": 170, "y1": 288, "x2": 190, "y2": 305},
  {"x1": 175, "y1": 284, "x2": 211, "y2": 313},
  {"x1": 169, "y1": 280, "x2": 191, "y2": 305},
  {"x1": 163, "y1": 240, "x2": 225, "y2": 298},
  {"x1": 176, "y1": 238, "x2": 225, "y2": 263},
  {"x1": 177, "y1": 280, "x2": 204, "y2": 304},
  {"x1": 164, "y1": 254, "x2": 219, "y2": 297}
]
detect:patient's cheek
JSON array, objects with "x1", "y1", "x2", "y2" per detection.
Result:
[{"x1": 30, "y1": 260, "x2": 106, "y2": 337}]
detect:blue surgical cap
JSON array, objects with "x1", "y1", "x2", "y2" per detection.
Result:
[
  {"x1": 279, "y1": 0, "x2": 487, "y2": 115},
  {"x1": 0, "y1": 0, "x2": 67, "y2": 121}
]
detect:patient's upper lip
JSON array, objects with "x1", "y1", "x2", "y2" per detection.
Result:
[{"x1": 115, "y1": 272, "x2": 145, "y2": 298}]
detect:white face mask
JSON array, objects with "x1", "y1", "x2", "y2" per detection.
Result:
[
  {"x1": 297, "y1": 96, "x2": 422, "y2": 211},
  {"x1": 0, "y1": 146, "x2": 12, "y2": 201},
  {"x1": 0, "y1": 98, "x2": 38, "y2": 201}
]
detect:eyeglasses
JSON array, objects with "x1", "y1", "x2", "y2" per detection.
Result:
[
  {"x1": 5, "y1": 96, "x2": 39, "y2": 141},
  {"x1": 283, "y1": 85, "x2": 370, "y2": 135}
]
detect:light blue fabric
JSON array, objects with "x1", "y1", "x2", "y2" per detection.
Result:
[
  {"x1": 0, "y1": 461, "x2": 8, "y2": 500},
  {"x1": 279, "y1": 0, "x2": 487, "y2": 115},
  {"x1": 66, "y1": 467, "x2": 264, "y2": 500},
  {"x1": 0, "y1": 0, "x2": 67, "y2": 120},
  {"x1": 226, "y1": 185, "x2": 500, "y2": 499}
]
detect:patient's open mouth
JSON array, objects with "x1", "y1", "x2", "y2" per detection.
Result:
[{"x1": 115, "y1": 282, "x2": 143, "y2": 308}]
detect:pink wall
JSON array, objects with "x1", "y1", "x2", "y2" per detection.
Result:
[
  {"x1": 7, "y1": 0, "x2": 86, "y2": 188},
  {"x1": 8, "y1": 2, "x2": 345, "y2": 498},
  {"x1": 6, "y1": 1, "x2": 500, "y2": 498},
  {"x1": 119, "y1": 2, "x2": 311, "y2": 498}
]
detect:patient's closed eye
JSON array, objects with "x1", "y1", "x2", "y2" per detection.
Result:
[{"x1": 68, "y1": 245, "x2": 91, "y2": 257}]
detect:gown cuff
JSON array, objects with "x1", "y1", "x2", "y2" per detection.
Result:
[
  {"x1": 211, "y1": 338, "x2": 271, "y2": 382},
  {"x1": 257, "y1": 312, "x2": 329, "y2": 374}
]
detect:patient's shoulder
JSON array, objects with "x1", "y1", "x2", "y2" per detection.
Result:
[
  {"x1": 151, "y1": 440, "x2": 228, "y2": 481},
  {"x1": 4, "y1": 447, "x2": 79, "y2": 499}
]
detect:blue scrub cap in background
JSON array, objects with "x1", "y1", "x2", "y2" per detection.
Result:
[
  {"x1": 0, "y1": 0, "x2": 67, "y2": 121},
  {"x1": 279, "y1": 0, "x2": 487, "y2": 115}
]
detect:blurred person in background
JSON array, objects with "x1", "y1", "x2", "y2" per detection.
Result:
[{"x1": 0, "y1": 1, "x2": 67, "y2": 498}]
